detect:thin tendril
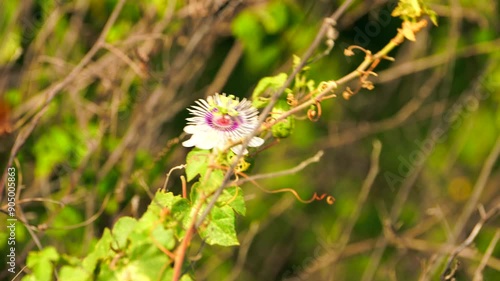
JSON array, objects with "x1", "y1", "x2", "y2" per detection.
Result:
[{"x1": 230, "y1": 167, "x2": 335, "y2": 205}]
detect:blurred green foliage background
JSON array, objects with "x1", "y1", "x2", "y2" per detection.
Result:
[{"x1": 0, "y1": 0, "x2": 499, "y2": 280}]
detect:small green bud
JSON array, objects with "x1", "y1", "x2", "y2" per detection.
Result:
[{"x1": 272, "y1": 116, "x2": 295, "y2": 138}]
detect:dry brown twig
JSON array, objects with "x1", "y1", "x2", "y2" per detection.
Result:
[
  {"x1": 324, "y1": 67, "x2": 445, "y2": 148},
  {"x1": 296, "y1": 140, "x2": 382, "y2": 280},
  {"x1": 226, "y1": 222, "x2": 261, "y2": 281},
  {"x1": 441, "y1": 201, "x2": 500, "y2": 280},
  {"x1": 0, "y1": 0, "x2": 127, "y2": 200},
  {"x1": 234, "y1": 150, "x2": 324, "y2": 185},
  {"x1": 451, "y1": 136, "x2": 500, "y2": 239},
  {"x1": 425, "y1": 135, "x2": 500, "y2": 278},
  {"x1": 473, "y1": 229, "x2": 500, "y2": 281},
  {"x1": 376, "y1": 38, "x2": 500, "y2": 84}
]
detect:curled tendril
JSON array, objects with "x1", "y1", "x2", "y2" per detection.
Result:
[
  {"x1": 342, "y1": 87, "x2": 355, "y2": 100},
  {"x1": 311, "y1": 193, "x2": 336, "y2": 205},
  {"x1": 264, "y1": 188, "x2": 335, "y2": 205},
  {"x1": 307, "y1": 100, "x2": 322, "y2": 122},
  {"x1": 317, "y1": 81, "x2": 338, "y2": 94},
  {"x1": 345, "y1": 45, "x2": 372, "y2": 57},
  {"x1": 287, "y1": 93, "x2": 298, "y2": 107},
  {"x1": 354, "y1": 59, "x2": 381, "y2": 94},
  {"x1": 264, "y1": 116, "x2": 276, "y2": 129},
  {"x1": 210, "y1": 161, "x2": 336, "y2": 206},
  {"x1": 361, "y1": 80, "x2": 375, "y2": 90},
  {"x1": 227, "y1": 168, "x2": 335, "y2": 205}
]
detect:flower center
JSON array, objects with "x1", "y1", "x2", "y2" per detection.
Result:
[
  {"x1": 215, "y1": 115, "x2": 232, "y2": 127},
  {"x1": 208, "y1": 112, "x2": 239, "y2": 131}
]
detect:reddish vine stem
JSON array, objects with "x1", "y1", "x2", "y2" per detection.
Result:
[
  {"x1": 172, "y1": 225, "x2": 195, "y2": 281},
  {"x1": 172, "y1": 197, "x2": 205, "y2": 281}
]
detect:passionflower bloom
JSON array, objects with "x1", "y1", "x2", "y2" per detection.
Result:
[{"x1": 182, "y1": 93, "x2": 264, "y2": 154}]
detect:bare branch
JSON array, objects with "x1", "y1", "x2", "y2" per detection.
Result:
[
  {"x1": 442, "y1": 202, "x2": 500, "y2": 280},
  {"x1": 296, "y1": 140, "x2": 382, "y2": 279},
  {"x1": 473, "y1": 229, "x2": 500, "y2": 281},
  {"x1": 234, "y1": 150, "x2": 324, "y2": 185}
]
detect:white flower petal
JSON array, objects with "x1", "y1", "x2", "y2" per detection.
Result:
[
  {"x1": 182, "y1": 137, "x2": 197, "y2": 148},
  {"x1": 183, "y1": 125, "x2": 198, "y2": 134},
  {"x1": 183, "y1": 133, "x2": 216, "y2": 149},
  {"x1": 248, "y1": 137, "x2": 264, "y2": 147},
  {"x1": 230, "y1": 145, "x2": 248, "y2": 155}
]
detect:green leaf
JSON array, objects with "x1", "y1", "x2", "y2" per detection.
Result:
[
  {"x1": 198, "y1": 169, "x2": 224, "y2": 193},
  {"x1": 106, "y1": 21, "x2": 132, "y2": 43},
  {"x1": 200, "y1": 205, "x2": 239, "y2": 246},
  {"x1": 292, "y1": 54, "x2": 303, "y2": 70},
  {"x1": 23, "y1": 247, "x2": 60, "y2": 281},
  {"x1": 257, "y1": 2, "x2": 289, "y2": 34},
  {"x1": 218, "y1": 186, "x2": 246, "y2": 216},
  {"x1": 0, "y1": 28, "x2": 22, "y2": 64},
  {"x1": 251, "y1": 73, "x2": 288, "y2": 108},
  {"x1": 185, "y1": 149, "x2": 210, "y2": 181},
  {"x1": 115, "y1": 252, "x2": 172, "y2": 281},
  {"x1": 271, "y1": 99, "x2": 295, "y2": 138},
  {"x1": 58, "y1": 267, "x2": 92, "y2": 281},
  {"x1": 180, "y1": 275, "x2": 194, "y2": 281},
  {"x1": 392, "y1": 0, "x2": 422, "y2": 18},
  {"x1": 111, "y1": 217, "x2": 137, "y2": 249},
  {"x1": 32, "y1": 126, "x2": 87, "y2": 177},
  {"x1": 81, "y1": 229, "x2": 114, "y2": 273},
  {"x1": 138, "y1": 191, "x2": 191, "y2": 239},
  {"x1": 150, "y1": 227, "x2": 176, "y2": 250},
  {"x1": 426, "y1": 9, "x2": 438, "y2": 26},
  {"x1": 392, "y1": 0, "x2": 438, "y2": 25},
  {"x1": 145, "y1": 191, "x2": 190, "y2": 222},
  {"x1": 121, "y1": 228, "x2": 174, "y2": 280},
  {"x1": 231, "y1": 11, "x2": 264, "y2": 49},
  {"x1": 33, "y1": 127, "x2": 72, "y2": 177}
]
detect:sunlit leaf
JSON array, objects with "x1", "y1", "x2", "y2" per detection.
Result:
[
  {"x1": 251, "y1": 73, "x2": 288, "y2": 108},
  {"x1": 218, "y1": 186, "x2": 246, "y2": 216},
  {"x1": 185, "y1": 149, "x2": 210, "y2": 181},
  {"x1": 111, "y1": 217, "x2": 137, "y2": 249},
  {"x1": 200, "y1": 205, "x2": 239, "y2": 246},
  {"x1": 23, "y1": 247, "x2": 59, "y2": 281}
]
